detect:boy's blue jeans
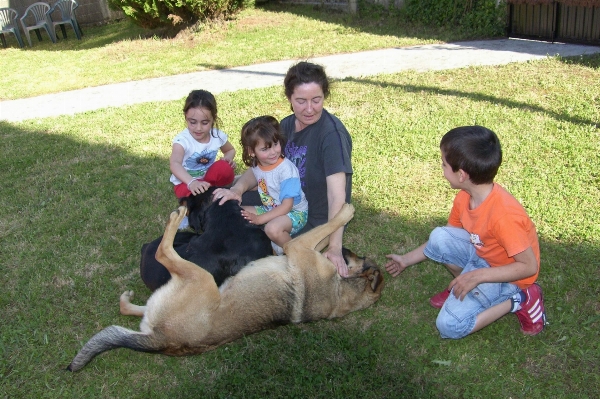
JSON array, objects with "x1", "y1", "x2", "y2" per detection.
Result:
[{"x1": 423, "y1": 227, "x2": 520, "y2": 339}]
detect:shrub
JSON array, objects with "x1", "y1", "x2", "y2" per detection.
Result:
[
  {"x1": 399, "y1": 0, "x2": 506, "y2": 38},
  {"x1": 109, "y1": 0, "x2": 255, "y2": 29}
]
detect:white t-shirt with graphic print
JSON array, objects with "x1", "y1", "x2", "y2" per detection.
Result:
[
  {"x1": 169, "y1": 128, "x2": 228, "y2": 185},
  {"x1": 251, "y1": 157, "x2": 308, "y2": 213}
]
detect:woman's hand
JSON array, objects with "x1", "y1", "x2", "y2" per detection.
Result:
[
  {"x1": 212, "y1": 188, "x2": 242, "y2": 205},
  {"x1": 324, "y1": 247, "x2": 348, "y2": 277}
]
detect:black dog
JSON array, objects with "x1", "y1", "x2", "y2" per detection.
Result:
[{"x1": 140, "y1": 187, "x2": 273, "y2": 291}]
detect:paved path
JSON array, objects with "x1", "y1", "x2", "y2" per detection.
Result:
[{"x1": 1, "y1": 38, "x2": 599, "y2": 122}]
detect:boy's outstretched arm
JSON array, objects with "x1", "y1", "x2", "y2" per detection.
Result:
[
  {"x1": 448, "y1": 246, "x2": 538, "y2": 300},
  {"x1": 385, "y1": 242, "x2": 428, "y2": 277}
]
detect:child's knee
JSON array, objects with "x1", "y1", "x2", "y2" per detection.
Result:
[
  {"x1": 428, "y1": 226, "x2": 465, "y2": 248},
  {"x1": 264, "y1": 222, "x2": 277, "y2": 238},
  {"x1": 425, "y1": 227, "x2": 472, "y2": 266},
  {"x1": 425, "y1": 227, "x2": 455, "y2": 259},
  {"x1": 264, "y1": 222, "x2": 286, "y2": 241},
  {"x1": 436, "y1": 309, "x2": 474, "y2": 339},
  {"x1": 427, "y1": 227, "x2": 447, "y2": 250}
]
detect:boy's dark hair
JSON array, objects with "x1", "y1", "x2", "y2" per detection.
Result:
[
  {"x1": 440, "y1": 125, "x2": 502, "y2": 185},
  {"x1": 240, "y1": 116, "x2": 284, "y2": 167},
  {"x1": 183, "y1": 89, "x2": 220, "y2": 133},
  {"x1": 284, "y1": 61, "x2": 330, "y2": 109}
]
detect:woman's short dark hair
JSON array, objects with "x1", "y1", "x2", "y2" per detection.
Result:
[
  {"x1": 440, "y1": 126, "x2": 502, "y2": 185},
  {"x1": 284, "y1": 61, "x2": 330, "y2": 100}
]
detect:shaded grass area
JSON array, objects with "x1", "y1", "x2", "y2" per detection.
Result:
[
  {"x1": 1, "y1": 4, "x2": 488, "y2": 100},
  {"x1": 0, "y1": 55, "x2": 599, "y2": 397}
]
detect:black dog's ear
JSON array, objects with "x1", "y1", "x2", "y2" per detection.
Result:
[{"x1": 185, "y1": 189, "x2": 216, "y2": 233}]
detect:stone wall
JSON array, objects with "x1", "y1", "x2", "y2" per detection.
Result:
[{"x1": 1, "y1": 0, "x2": 124, "y2": 26}]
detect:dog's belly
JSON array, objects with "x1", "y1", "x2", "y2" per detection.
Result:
[{"x1": 212, "y1": 256, "x2": 300, "y2": 332}]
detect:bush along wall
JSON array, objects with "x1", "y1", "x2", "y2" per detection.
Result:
[
  {"x1": 108, "y1": 0, "x2": 255, "y2": 29},
  {"x1": 400, "y1": 0, "x2": 506, "y2": 38}
]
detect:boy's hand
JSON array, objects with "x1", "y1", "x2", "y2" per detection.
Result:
[
  {"x1": 385, "y1": 254, "x2": 409, "y2": 277},
  {"x1": 448, "y1": 270, "x2": 481, "y2": 301}
]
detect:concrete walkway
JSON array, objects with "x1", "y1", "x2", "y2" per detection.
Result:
[{"x1": 1, "y1": 38, "x2": 599, "y2": 122}]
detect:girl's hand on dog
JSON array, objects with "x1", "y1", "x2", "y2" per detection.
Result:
[
  {"x1": 240, "y1": 209, "x2": 263, "y2": 225},
  {"x1": 212, "y1": 188, "x2": 242, "y2": 205},
  {"x1": 189, "y1": 180, "x2": 211, "y2": 195}
]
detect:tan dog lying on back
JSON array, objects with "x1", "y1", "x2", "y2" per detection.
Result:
[{"x1": 67, "y1": 203, "x2": 383, "y2": 371}]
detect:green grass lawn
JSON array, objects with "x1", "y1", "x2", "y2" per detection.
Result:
[
  {"x1": 1, "y1": 5, "x2": 599, "y2": 399},
  {"x1": 1, "y1": 4, "x2": 478, "y2": 100}
]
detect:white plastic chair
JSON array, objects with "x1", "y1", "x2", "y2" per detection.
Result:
[
  {"x1": 0, "y1": 8, "x2": 24, "y2": 48},
  {"x1": 20, "y1": 2, "x2": 57, "y2": 47},
  {"x1": 47, "y1": 0, "x2": 83, "y2": 41}
]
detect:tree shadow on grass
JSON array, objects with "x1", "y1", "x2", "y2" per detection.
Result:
[
  {"x1": 342, "y1": 76, "x2": 598, "y2": 128},
  {"x1": 557, "y1": 52, "x2": 600, "y2": 69}
]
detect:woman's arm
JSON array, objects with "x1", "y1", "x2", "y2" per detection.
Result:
[{"x1": 323, "y1": 172, "x2": 349, "y2": 277}]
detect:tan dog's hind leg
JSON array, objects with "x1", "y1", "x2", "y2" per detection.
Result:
[
  {"x1": 156, "y1": 206, "x2": 188, "y2": 272},
  {"x1": 155, "y1": 206, "x2": 221, "y2": 300},
  {"x1": 284, "y1": 204, "x2": 355, "y2": 253},
  {"x1": 119, "y1": 291, "x2": 146, "y2": 317}
]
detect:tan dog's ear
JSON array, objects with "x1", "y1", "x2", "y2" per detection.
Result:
[{"x1": 368, "y1": 270, "x2": 383, "y2": 292}]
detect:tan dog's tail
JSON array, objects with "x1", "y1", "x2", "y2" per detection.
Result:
[{"x1": 67, "y1": 326, "x2": 164, "y2": 372}]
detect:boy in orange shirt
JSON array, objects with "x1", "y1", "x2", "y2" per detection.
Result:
[{"x1": 386, "y1": 126, "x2": 547, "y2": 338}]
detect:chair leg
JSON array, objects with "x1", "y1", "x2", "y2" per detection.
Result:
[
  {"x1": 24, "y1": 30, "x2": 33, "y2": 47},
  {"x1": 35, "y1": 29, "x2": 42, "y2": 42},
  {"x1": 44, "y1": 26, "x2": 57, "y2": 43},
  {"x1": 15, "y1": 32, "x2": 24, "y2": 48},
  {"x1": 60, "y1": 25, "x2": 67, "y2": 40},
  {"x1": 0, "y1": 34, "x2": 6, "y2": 48},
  {"x1": 72, "y1": 21, "x2": 82, "y2": 40},
  {"x1": 74, "y1": 19, "x2": 83, "y2": 37}
]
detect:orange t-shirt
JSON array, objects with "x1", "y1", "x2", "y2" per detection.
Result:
[{"x1": 448, "y1": 183, "x2": 540, "y2": 289}]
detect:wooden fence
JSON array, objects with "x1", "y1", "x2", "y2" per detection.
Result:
[{"x1": 507, "y1": 0, "x2": 600, "y2": 45}]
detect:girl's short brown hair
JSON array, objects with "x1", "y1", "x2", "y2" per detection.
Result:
[{"x1": 240, "y1": 116, "x2": 284, "y2": 167}]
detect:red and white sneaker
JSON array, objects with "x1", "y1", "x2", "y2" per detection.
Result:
[
  {"x1": 515, "y1": 283, "x2": 547, "y2": 336},
  {"x1": 429, "y1": 289, "x2": 450, "y2": 309}
]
